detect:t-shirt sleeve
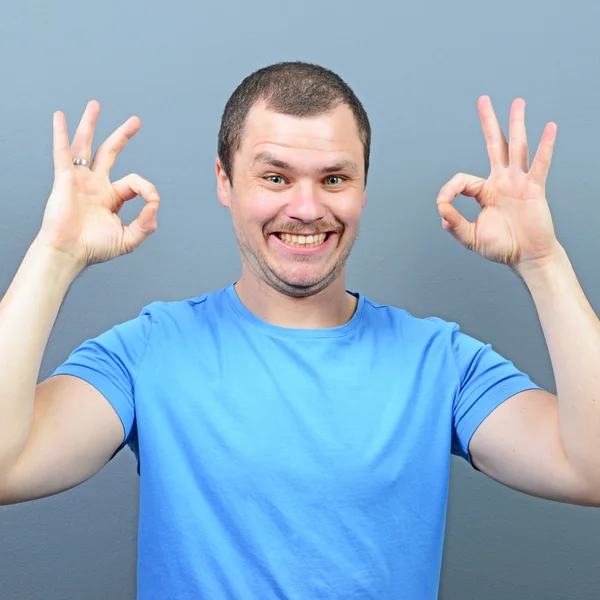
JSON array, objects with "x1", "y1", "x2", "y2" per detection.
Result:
[
  {"x1": 449, "y1": 323, "x2": 544, "y2": 466},
  {"x1": 46, "y1": 306, "x2": 153, "y2": 458}
]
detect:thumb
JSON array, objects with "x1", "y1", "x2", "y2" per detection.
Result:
[
  {"x1": 438, "y1": 203, "x2": 476, "y2": 250},
  {"x1": 122, "y1": 201, "x2": 159, "y2": 253}
]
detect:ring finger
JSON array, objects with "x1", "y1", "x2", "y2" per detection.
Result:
[{"x1": 70, "y1": 100, "x2": 101, "y2": 166}]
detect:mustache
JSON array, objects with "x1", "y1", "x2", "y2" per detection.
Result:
[{"x1": 267, "y1": 222, "x2": 343, "y2": 235}]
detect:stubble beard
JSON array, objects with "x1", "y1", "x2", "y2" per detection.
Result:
[{"x1": 233, "y1": 223, "x2": 359, "y2": 298}]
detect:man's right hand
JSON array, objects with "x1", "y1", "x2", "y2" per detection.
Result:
[{"x1": 37, "y1": 100, "x2": 160, "y2": 271}]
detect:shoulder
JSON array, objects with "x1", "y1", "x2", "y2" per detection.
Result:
[
  {"x1": 123, "y1": 287, "x2": 237, "y2": 346},
  {"x1": 359, "y1": 293, "x2": 458, "y2": 341},
  {"x1": 137, "y1": 286, "x2": 228, "y2": 323}
]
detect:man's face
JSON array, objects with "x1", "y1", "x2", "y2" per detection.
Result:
[{"x1": 217, "y1": 102, "x2": 367, "y2": 298}]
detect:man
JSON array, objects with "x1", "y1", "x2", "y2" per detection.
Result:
[{"x1": 0, "y1": 62, "x2": 598, "y2": 599}]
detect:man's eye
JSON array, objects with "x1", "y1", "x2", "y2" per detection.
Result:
[
  {"x1": 266, "y1": 175, "x2": 286, "y2": 185},
  {"x1": 325, "y1": 176, "x2": 344, "y2": 186}
]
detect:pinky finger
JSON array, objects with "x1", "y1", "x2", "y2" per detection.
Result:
[
  {"x1": 122, "y1": 201, "x2": 159, "y2": 253},
  {"x1": 53, "y1": 111, "x2": 72, "y2": 174},
  {"x1": 529, "y1": 122, "x2": 558, "y2": 186}
]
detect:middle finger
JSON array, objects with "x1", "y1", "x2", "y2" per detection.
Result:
[{"x1": 477, "y1": 95, "x2": 509, "y2": 170}]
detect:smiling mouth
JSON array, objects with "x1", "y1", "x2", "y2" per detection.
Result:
[{"x1": 274, "y1": 232, "x2": 330, "y2": 248}]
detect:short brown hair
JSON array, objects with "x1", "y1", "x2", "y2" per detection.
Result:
[{"x1": 217, "y1": 61, "x2": 371, "y2": 185}]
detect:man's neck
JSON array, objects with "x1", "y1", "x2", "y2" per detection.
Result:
[{"x1": 233, "y1": 275, "x2": 358, "y2": 329}]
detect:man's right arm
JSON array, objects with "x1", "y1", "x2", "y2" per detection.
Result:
[
  {"x1": 0, "y1": 236, "x2": 124, "y2": 505},
  {"x1": 0, "y1": 101, "x2": 159, "y2": 504}
]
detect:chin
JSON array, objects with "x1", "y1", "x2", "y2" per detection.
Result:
[
  {"x1": 273, "y1": 282, "x2": 329, "y2": 298},
  {"x1": 266, "y1": 266, "x2": 343, "y2": 298}
]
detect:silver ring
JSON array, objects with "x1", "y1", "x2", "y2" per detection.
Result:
[{"x1": 73, "y1": 157, "x2": 91, "y2": 167}]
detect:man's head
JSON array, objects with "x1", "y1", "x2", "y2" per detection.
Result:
[{"x1": 216, "y1": 61, "x2": 371, "y2": 298}]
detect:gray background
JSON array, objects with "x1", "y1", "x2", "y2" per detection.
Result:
[{"x1": 0, "y1": 0, "x2": 599, "y2": 598}]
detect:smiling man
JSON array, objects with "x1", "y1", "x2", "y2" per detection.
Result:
[
  {"x1": 1, "y1": 61, "x2": 600, "y2": 600},
  {"x1": 216, "y1": 83, "x2": 367, "y2": 326}
]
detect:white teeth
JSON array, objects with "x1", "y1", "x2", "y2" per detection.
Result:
[{"x1": 277, "y1": 233, "x2": 327, "y2": 247}]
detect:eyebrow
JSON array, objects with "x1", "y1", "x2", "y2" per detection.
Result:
[{"x1": 252, "y1": 151, "x2": 359, "y2": 175}]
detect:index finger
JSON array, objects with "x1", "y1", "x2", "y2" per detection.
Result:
[
  {"x1": 53, "y1": 111, "x2": 72, "y2": 174},
  {"x1": 91, "y1": 116, "x2": 142, "y2": 175},
  {"x1": 436, "y1": 172, "x2": 486, "y2": 204}
]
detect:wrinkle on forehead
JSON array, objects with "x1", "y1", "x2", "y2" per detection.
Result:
[
  {"x1": 233, "y1": 104, "x2": 365, "y2": 181},
  {"x1": 253, "y1": 136, "x2": 354, "y2": 153},
  {"x1": 241, "y1": 104, "x2": 363, "y2": 153},
  {"x1": 252, "y1": 149, "x2": 360, "y2": 176}
]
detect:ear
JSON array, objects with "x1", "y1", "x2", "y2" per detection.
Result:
[
  {"x1": 216, "y1": 157, "x2": 232, "y2": 208},
  {"x1": 361, "y1": 190, "x2": 367, "y2": 209}
]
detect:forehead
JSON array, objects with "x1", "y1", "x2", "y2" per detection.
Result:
[{"x1": 238, "y1": 102, "x2": 364, "y2": 163}]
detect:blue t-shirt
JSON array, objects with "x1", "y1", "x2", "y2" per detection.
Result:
[{"x1": 49, "y1": 284, "x2": 541, "y2": 599}]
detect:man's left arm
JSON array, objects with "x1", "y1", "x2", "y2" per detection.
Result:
[
  {"x1": 470, "y1": 245, "x2": 600, "y2": 506},
  {"x1": 436, "y1": 96, "x2": 600, "y2": 506}
]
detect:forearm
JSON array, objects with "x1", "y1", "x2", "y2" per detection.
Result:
[
  {"x1": 518, "y1": 244, "x2": 600, "y2": 481},
  {"x1": 0, "y1": 234, "x2": 84, "y2": 476}
]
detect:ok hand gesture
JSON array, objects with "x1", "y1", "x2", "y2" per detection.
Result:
[
  {"x1": 38, "y1": 101, "x2": 160, "y2": 270},
  {"x1": 436, "y1": 96, "x2": 560, "y2": 272}
]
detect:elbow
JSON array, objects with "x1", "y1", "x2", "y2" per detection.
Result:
[{"x1": 572, "y1": 469, "x2": 600, "y2": 507}]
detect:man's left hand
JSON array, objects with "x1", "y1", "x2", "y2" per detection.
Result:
[{"x1": 436, "y1": 96, "x2": 561, "y2": 273}]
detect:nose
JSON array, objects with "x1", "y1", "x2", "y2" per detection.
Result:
[{"x1": 283, "y1": 181, "x2": 327, "y2": 223}]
